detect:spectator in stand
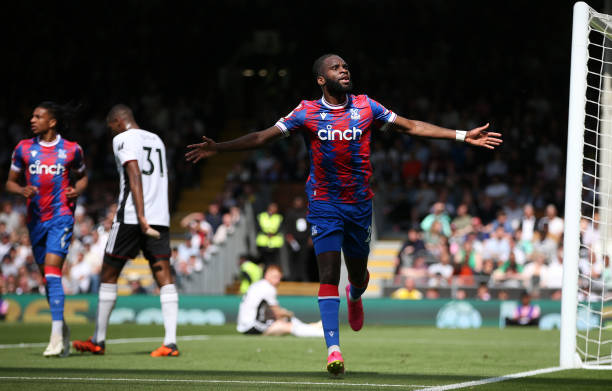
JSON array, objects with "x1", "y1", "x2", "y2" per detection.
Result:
[
  {"x1": 256, "y1": 202, "x2": 284, "y2": 266},
  {"x1": 505, "y1": 291, "x2": 540, "y2": 326},
  {"x1": 427, "y1": 250, "x2": 453, "y2": 287},
  {"x1": 453, "y1": 238, "x2": 480, "y2": 285},
  {"x1": 206, "y1": 203, "x2": 223, "y2": 233},
  {"x1": 1, "y1": 254, "x2": 18, "y2": 278},
  {"x1": 180, "y1": 212, "x2": 213, "y2": 250},
  {"x1": 519, "y1": 204, "x2": 537, "y2": 242},
  {"x1": 582, "y1": 213, "x2": 601, "y2": 255},
  {"x1": 479, "y1": 258, "x2": 496, "y2": 282},
  {"x1": 399, "y1": 254, "x2": 429, "y2": 286},
  {"x1": 213, "y1": 213, "x2": 235, "y2": 245},
  {"x1": 490, "y1": 211, "x2": 513, "y2": 235},
  {"x1": 69, "y1": 251, "x2": 91, "y2": 294},
  {"x1": 454, "y1": 289, "x2": 467, "y2": 300},
  {"x1": 395, "y1": 228, "x2": 426, "y2": 276},
  {"x1": 522, "y1": 252, "x2": 549, "y2": 290},
  {"x1": 483, "y1": 226, "x2": 511, "y2": 265},
  {"x1": 533, "y1": 224, "x2": 558, "y2": 263},
  {"x1": 128, "y1": 274, "x2": 148, "y2": 295},
  {"x1": 391, "y1": 277, "x2": 423, "y2": 300},
  {"x1": 421, "y1": 202, "x2": 451, "y2": 238},
  {"x1": 238, "y1": 254, "x2": 263, "y2": 294},
  {"x1": 476, "y1": 282, "x2": 491, "y2": 301},
  {"x1": 492, "y1": 252, "x2": 524, "y2": 287},
  {"x1": 543, "y1": 248, "x2": 564, "y2": 293},
  {"x1": 470, "y1": 217, "x2": 489, "y2": 242},
  {"x1": 283, "y1": 196, "x2": 312, "y2": 282},
  {"x1": 423, "y1": 221, "x2": 448, "y2": 261},
  {"x1": 503, "y1": 198, "x2": 523, "y2": 232},
  {"x1": 512, "y1": 228, "x2": 533, "y2": 266},
  {"x1": 425, "y1": 287, "x2": 440, "y2": 299},
  {"x1": 0, "y1": 201, "x2": 20, "y2": 234},
  {"x1": 537, "y1": 204, "x2": 564, "y2": 243},
  {"x1": 0, "y1": 234, "x2": 11, "y2": 260},
  {"x1": 451, "y1": 203, "x2": 472, "y2": 237}
]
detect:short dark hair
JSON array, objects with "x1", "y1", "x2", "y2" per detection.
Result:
[
  {"x1": 37, "y1": 101, "x2": 80, "y2": 132},
  {"x1": 312, "y1": 53, "x2": 338, "y2": 79},
  {"x1": 106, "y1": 104, "x2": 134, "y2": 123},
  {"x1": 264, "y1": 264, "x2": 283, "y2": 275}
]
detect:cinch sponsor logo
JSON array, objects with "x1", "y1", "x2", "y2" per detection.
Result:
[
  {"x1": 28, "y1": 160, "x2": 66, "y2": 175},
  {"x1": 317, "y1": 125, "x2": 363, "y2": 141}
]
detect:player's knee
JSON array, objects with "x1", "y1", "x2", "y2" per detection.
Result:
[
  {"x1": 100, "y1": 259, "x2": 122, "y2": 283},
  {"x1": 151, "y1": 260, "x2": 174, "y2": 286}
]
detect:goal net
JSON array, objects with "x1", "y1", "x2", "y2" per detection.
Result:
[{"x1": 562, "y1": 1, "x2": 612, "y2": 369}]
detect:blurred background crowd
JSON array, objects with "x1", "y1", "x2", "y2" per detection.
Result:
[{"x1": 0, "y1": 1, "x2": 603, "y2": 299}]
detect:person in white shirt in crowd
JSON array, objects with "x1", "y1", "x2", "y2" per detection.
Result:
[
  {"x1": 483, "y1": 226, "x2": 511, "y2": 265},
  {"x1": 237, "y1": 264, "x2": 323, "y2": 338},
  {"x1": 519, "y1": 203, "x2": 537, "y2": 242},
  {"x1": 521, "y1": 252, "x2": 549, "y2": 290},
  {"x1": 537, "y1": 204, "x2": 564, "y2": 242},
  {"x1": 69, "y1": 251, "x2": 92, "y2": 294},
  {"x1": 0, "y1": 234, "x2": 11, "y2": 261},
  {"x1": 427, "y1": 250, "x2": 453, "y2": 287},
  {"x1": 543, "y1": 248, "x2": 564, "y2": 290},
  {"x1": 213, "y1": 213, "x2": 235, "y2": 245},
  {"x1": 0, "y1": 201, "x2": 21, "y2": 234}
]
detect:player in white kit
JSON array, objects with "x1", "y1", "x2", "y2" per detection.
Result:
[
  {"x1": 237, "y1": 265, "x2": 323, "y2": 338},
  {"x1": 73, "y1": 104, "x2": 179, "y2": 357}
]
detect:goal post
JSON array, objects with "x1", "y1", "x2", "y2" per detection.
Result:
[
  {"x1": 561, "y1": 1, "x2": 589, "y2": 369},
  {"x1": 562, "y1": 1, "x2": 612, "y2": 369}
]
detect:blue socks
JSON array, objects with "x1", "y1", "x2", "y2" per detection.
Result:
[
  {"x1": 318, "y1": 284, "x2": 340, "y2": 350},
  {"x1": 349, "y1": 271, "x2": 370, "y2": 301},
  {"x1": 44, "y1": 266, "x2": 64, "y2": 323}
]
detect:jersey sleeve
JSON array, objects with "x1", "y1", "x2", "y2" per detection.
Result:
[
  {"x1": 274, "y1": 101, "x2": 307, "y2": 137},
  {"x1": 10, "y1": 142, "x2": 25, "y2": 172},
  {"x1": 263, "y1": 284, "x2": 278, "y2": 306},
  {"x1": 366, "y1": 96, "x2": 397, "y2": 123},
  {"x1": 113, "y1": 132, "x2": 140, "y2": 166},
  {"x1": 72, "y1": 144, "x2": 86, "y2": 173}
]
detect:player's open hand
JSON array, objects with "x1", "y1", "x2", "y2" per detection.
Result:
[
  {"x1": 22, "y1": 185, "x2": 38, "y2": 198},
  {"x1": 185, "y1": 136, "x2": 218, "y2": 163},
  {"x1": 65, "y1": 186, "x2": 81, "y2": 199},
  {"x1": 465, "y1": 123, "x2": 503, "y2": 150}
]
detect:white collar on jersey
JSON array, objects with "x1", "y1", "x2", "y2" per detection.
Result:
[
  {"x1": 38, "y1": 134, "x2": 61, "y2": 147},
  {"x1": 321, "y1": 94, "x2": 349, "y2": 109}
]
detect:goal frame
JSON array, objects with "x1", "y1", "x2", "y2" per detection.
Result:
[
  {"x1": 561, "y1": 1, "x2": 590, "y2": 369},
  {"x1": 561, "y1": 1, "x2": 612, "y2": 369}
]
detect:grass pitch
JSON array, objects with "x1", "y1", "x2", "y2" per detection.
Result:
[{"x1": 0, "y1": 323, "x2": 611, "y2": 390}]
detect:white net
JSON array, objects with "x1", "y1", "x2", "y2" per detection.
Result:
[{"x1": 576, "y1": 7, "x2": 612, "y2": 367}]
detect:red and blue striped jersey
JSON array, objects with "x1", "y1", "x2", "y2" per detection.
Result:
[
  {"x1": 275, "y1": 94, "x2": 396, "y2": 203},
  {"x1": 10, "y1": 135, "x2": 86, "y2": 223}
]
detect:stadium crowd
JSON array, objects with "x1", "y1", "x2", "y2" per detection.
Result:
[{"x1": 0, "y1": 1, "x2": 589, "y2": 299}]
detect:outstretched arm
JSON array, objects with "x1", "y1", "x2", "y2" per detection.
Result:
[
  {"x1": 392, "y1": 116, "x2": 503, "y2": 149},
  {"x1": 185, "y1": 126, "x2": 284, "y2": 163}
]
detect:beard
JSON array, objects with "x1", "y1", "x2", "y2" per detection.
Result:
[{"x1": 325, "y1": 77, "x2": 353, "y2": 94}]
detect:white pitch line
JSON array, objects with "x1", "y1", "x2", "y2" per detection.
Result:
[
  {"x1": 0, "y1": 335, "x2": 210, "y2": 349},
  {"x1": 415, "y1": 366, "x2": 565, "y2": 391},
  {"x1": 0, "y1": 376, "x2": 426, "y2": 389}
]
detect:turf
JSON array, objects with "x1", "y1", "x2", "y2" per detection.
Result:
[{"x1": 0, "y1": 324, "x2": 611, "y2": 390}]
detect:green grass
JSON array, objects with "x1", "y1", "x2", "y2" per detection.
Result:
[{"x1": 0, "y1": 324, "x2": 611, "y2": 390}]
